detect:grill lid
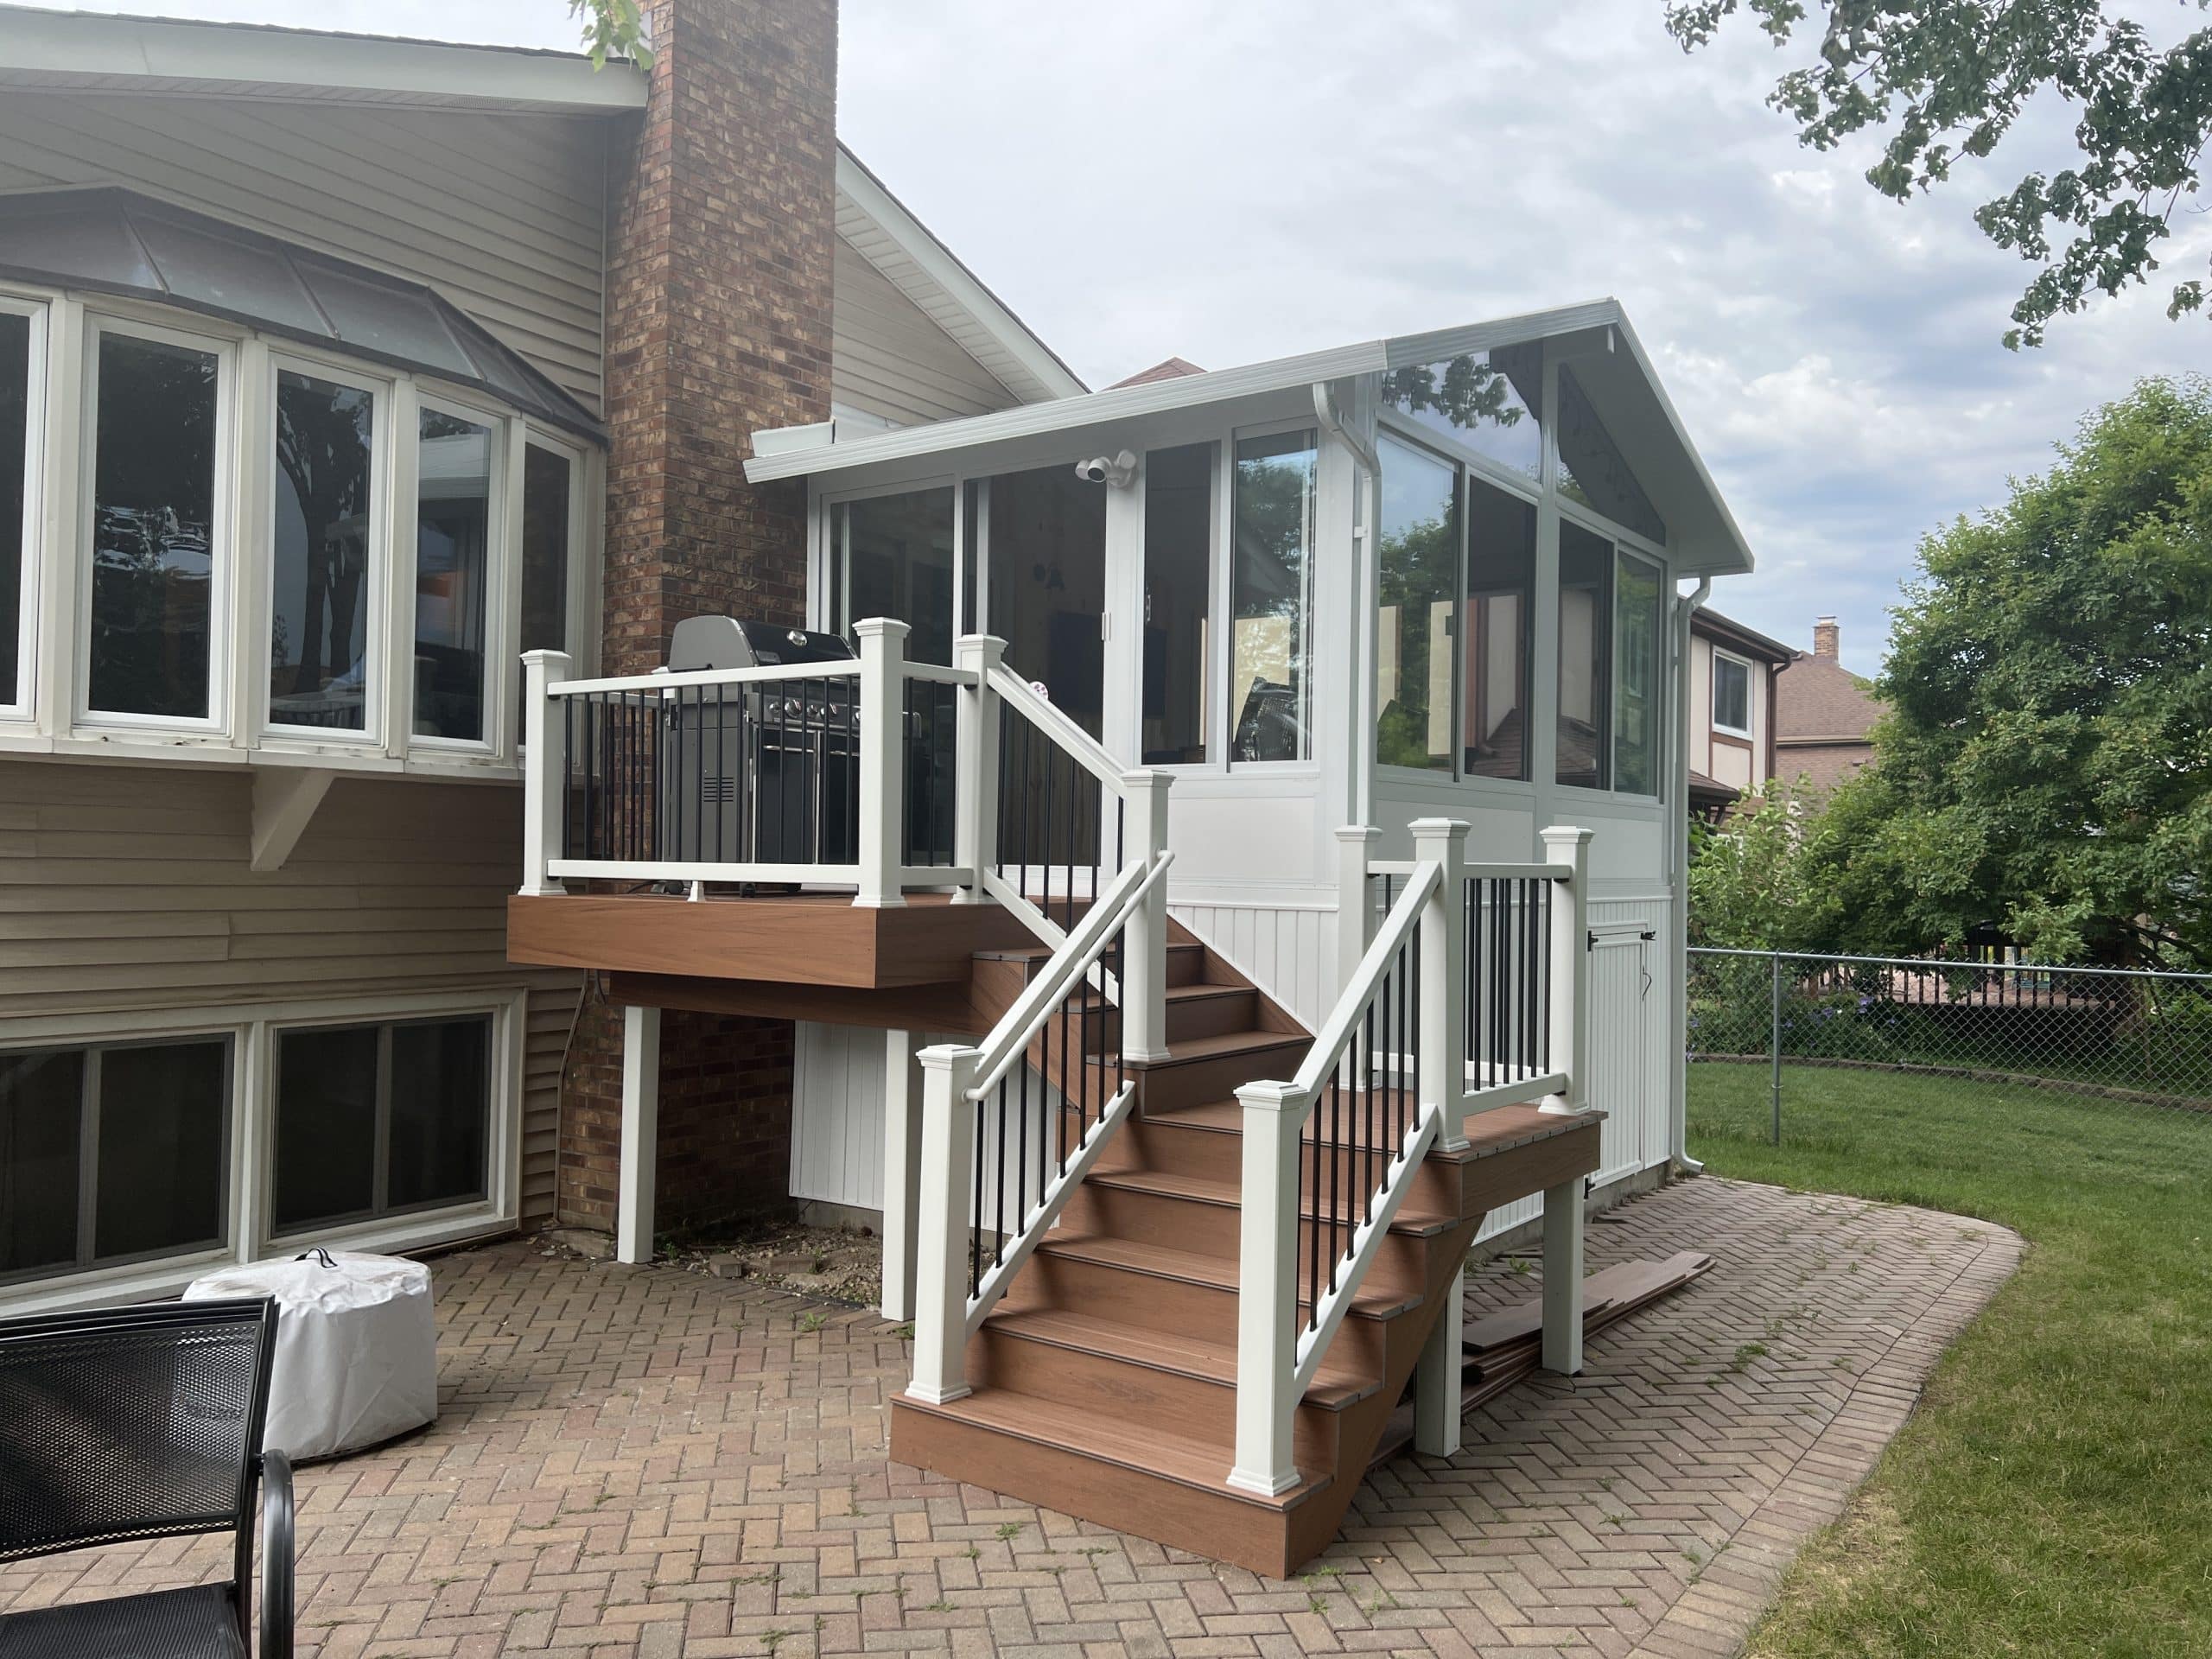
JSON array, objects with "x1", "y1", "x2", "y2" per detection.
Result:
[{"x1": 667, "y1": 616, "x2": 858, "y2": 672}]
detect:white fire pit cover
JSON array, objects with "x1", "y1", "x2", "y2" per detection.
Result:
[{"x1": 184, "y1": 1249, "x2": 437, "y2": 1460}]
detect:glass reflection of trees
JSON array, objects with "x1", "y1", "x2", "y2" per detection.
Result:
[
  {"x1": 270, "y1": 371, "x2": 374, "y2": 729},
  {"x1": 1380, "y1": 345, "x2": 1542, "y2": 480}
]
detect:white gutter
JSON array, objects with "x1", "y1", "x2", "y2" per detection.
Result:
[{"x1": 1668, "y1": 574, "x2": 1713, "y2": 1174}]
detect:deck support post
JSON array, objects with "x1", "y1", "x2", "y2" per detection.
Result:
[
  {"x1": 518, "y1": 649, "x2": 573, "y2": 896},
  {"x1": 1541, "y1": 1177, "x2": 1585, "y2": 1376},
  {"x1": 1414, "y1": 1264, "x2": 1465, "y2": 1456},
  {"x1": 952, "y1": 634, "x2": 1006, "y2": 904},
  {"x1": 1228, "y1": 1078, "x2": 1306, "y2": 1497},
  {"x1": 616, "y1": 1003, "x2": 661, "y2": 1265},
  {"x1": 854, "y1": 618, "x2": 911, "y2": 909},
  {"x1": 880, "y1": 1028, "x2": 926, "y2": 1322},
  {"x1": 907, "y1": 1044, "x2": 981, "y2": 1404},
  {"x1": 1119, "y1": 770, "x2": 1173, "y2": 1063},
  {"x1": 1409, "y1": 819, "x2": 1469, "y2": 1152},
  {"x1": 1333, "y1": 826, "x2": 1379, "y2": 1002},
  {"x1": 1540, "y1": 827, "x2": 1592, "y2": 1115}
]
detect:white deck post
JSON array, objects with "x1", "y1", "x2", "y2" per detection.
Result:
[
  {"x1": 907, "y1": 1043, "x2": 981, "y2": 1404},
  {"x1": 1334, "y1": 825, "x2": 1379, "y2": 1001},
  {"x1": 1542, "y1": 1176, "x2": 1585, "y2": 1375},
  {"x1": 615, "y1": 1003, "x2": 661, "y2": 1265},
  {"x1": 880, "y1": 1028, "x2": 926, "y2": 1321},
  {"x1": 1408, "y1": 820, "x2": 1469, "y2": 1458},
  {"x1": 1228, "y1": 1078, "x2": 1306, "y2": 1497},
  {"x1": 952, "y1": 634, "x2": 1006, "y2": 903},
  {"x1": 854, "y1": 618, "x2": 911, "y2": 908},
  {"x1": 1541, "y1": 826, "x2": 1593, "y2": 1115},
  {"x1": 1119, "y1": 770, "x2": 1173, "y2": 1063},
  {"x1": 518, "y1": 649, "x2": 572, "y2": 896}
]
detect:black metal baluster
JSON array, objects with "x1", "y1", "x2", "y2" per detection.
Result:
[
  {"x1": 970, "y1": 1094, "x2": 985, "y2": 1295},
  {"x1": 995, "y1": 1065, "x2": 1008, "y2": 1268}
]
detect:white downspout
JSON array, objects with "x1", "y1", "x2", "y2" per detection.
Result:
[
  {"x1": 1669, "y1": 574, "x2": 1713, "y2": 1173},
  {"x1": 1313, "y1": 380, "x2": 1381, "y2": 828}
]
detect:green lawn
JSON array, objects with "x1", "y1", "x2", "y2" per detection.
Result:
[{"x1": 1688, "y1": 1063, "x2": 2212, "y2": 1658}]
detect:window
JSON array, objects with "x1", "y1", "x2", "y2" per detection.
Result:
[
  {"x1": 1379, "y1": 346, "x2": 1542, "y2": 481},
  {"x1": 985, "y1": 464, "x2": 1108, "y2": 738},
  {"x1": 1713, "y1": 651, "x2": 1751, "y2": 737},
  {"x1": 1464, "y1": 477, "x2": 1535, "y2": 780},
  {"x1": 1556, "y1": 365, "x2": 1666, "y2": 545},
  {"x1": 1376, "y1": 433, "x2": 1457, "y2": 772},
  {"x1": 271, "y1": 1015, "x2": 491, "y2": 1235},
  {"x1": 0, "y1": 1037, "x2": 230, "y2": 1282},
  {"x1": 270, "y1": 368, "x2": 375, "y2": 733},
  {"x1": 830, "y1": 487, "x2": 956, "y2": 665},
  {"x1": 88, "y1": 329, "x2": 221, "y2": 719},
  {"x1": 414, "y1": 406, "x2": 493, "y2": 741},
  {"x1": 1556, "y1": 521, "x2": 1611, "y2": 790},
  {"x1": 1141, "y1": 442, "x2": 1213, "y2": 765},
  {"x1": 1614, "y1": 550, "x2": 1664, "y2": 796},
  {"x1": 0, "y1": 309, "x2": 29, "y2": 711},
  {"x1": 519, "y1": 441, "x2": 575, "y2": 709},
  {"x1": 1230, "y1": 429, "x2": 1317, "y2": 762}
]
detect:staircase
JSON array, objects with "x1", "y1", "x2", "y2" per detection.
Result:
[{"x1": 892, "y1": 915, "x2": 1602, "y2": 1580}]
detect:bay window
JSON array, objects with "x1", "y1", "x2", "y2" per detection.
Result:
[
  {"x1": 270, "y1": 366, "x2": 377, "y2": 733},
  {"x1": 1230, "y1": 428, "x2": 1318, "y2": 763},
  {"x1": 88, "y1": 327, "x2": 223, "y2": 721},
  {"x1": 519, "y1": 441, "x2": 574, "y2": 684},
  {"x1": 0, "y1": 308, "x2": 29, "y2": 712},
  {"x1": 413, "y1": 404, "x2": 495, "y2": 741}
]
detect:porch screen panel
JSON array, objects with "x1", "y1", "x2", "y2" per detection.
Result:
[
  {"x1": 414, "y1": 408, "x2": 494, "y2": 741},
  {"x1": 270, "y1": 370, "x2": 375, "y2": 731},
  {"x1": 830, "y1": 487, "x2": 955, "y2": 665},
  {"x1": 1380, "y1": 345, "x2": 1542, "y2": 481},
  {"x1": 1230, "y1": 429, "x2": 1318, "y2": 762},
  {"x1": 1464, "y1": 477, "x2": 1535, "y2": 779},
  {"x1": 0, "y1": 313, "x2": 26, "y2": 708},
  {"x1": 1614, "y1": 550, "x2": 1663, "y2": 796},
  {"x1": 1556, "y1": 521, "x2": 1612, "y2": 789},
  {"x1": 984, "y1": 465, "x2": 1107, "y2": 737},
  {"x1": 88, "y1": 333, "x2": 219, "y2": 719},
  {"x1": 1376, "y1": 433, "x2": 1456, "y2": 772},
  {"x1": 1141, "y1": 442, "x2": 1212, "y2": 765}
]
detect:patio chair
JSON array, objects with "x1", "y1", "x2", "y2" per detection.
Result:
[{"x1": 0, "y1": 1299, "x2": 294, "y2": 1658}]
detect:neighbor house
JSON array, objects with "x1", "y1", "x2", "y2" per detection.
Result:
[
  {"x1": 1775, "y1": 613, "x2": 1880, "y2": 791},
  {"x1": 1685, "y1": 607, "x2": 1789, "y2": 820}
]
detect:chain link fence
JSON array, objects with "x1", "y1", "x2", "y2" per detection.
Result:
[{"x1": 1686, "y1": 947, "x2": 2212, "y2": 1168}]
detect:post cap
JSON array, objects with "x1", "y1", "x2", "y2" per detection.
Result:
[
  {"x1": 1540, "y1": 825, "x2": 1595, "y2": 847},
  {"x1": 520, "y1": 647, "x2": 575, "y2": 670},
  {"x1": 1334, "y1": 824, "x2": 1382, "y2": 845},
  {"x1": 916, "y1": 1042, "x2": 982, "y2": 1073},
  {"x1": 1233, "y1": 1079, "x2": 1306, "y2": 1113},
  {"x1": 852, "y1": 616, "x2": 912, "y2": 639},
  {"x1": 1408, "y1": 817, "x2": 1471, "y2": 842}
]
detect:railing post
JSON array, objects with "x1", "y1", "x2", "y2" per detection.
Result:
[
  {"x1": 907, "y1": 1043, "x2": 981, "y2": 1404},
  {"x1": 854, "y1": 618, "x2": 911, "y2": 908},
  {"x1": 1119, "y1": 769, "x2": 1173, "y2": 1064},
  {"x1": 1540, "y1": 826, "x2": 1593, "y2": 1115},
  {"x1": 518, "y1": 648, "x2": 572, "y2": 897},
  {"x1": 952, "y1": 634, "x2": 1007, "y2": 904},
  {"x1": 1334, "y1": 825, "x2": 1379, "y2": 1001},
  {"x1": 880, "y1": 1027, "x2": 925, "y2": 1322},
  {"x1": 1408, "y1": 820, "x2": 1468, "y2": 1456},
  {"x1": 615, "y1": 1002, "x2": 660, "y2": 1266},
  {"x1": 1228, "y1": 1079, "x2": 1306, "y2": 1497}
]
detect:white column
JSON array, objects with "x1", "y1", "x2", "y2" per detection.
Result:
[
  {"x1": 853, "y1": 617, "x2": 911, "y2": 908},
  {"x1": 951, "y1": 634, "x2": 1006, "y2": 903},
  {"x1": 907, "y1": 1044, "x2": 981, "y2": 1404},
  {"x1": 1408, "y1": 819, "x2": 1469, "y2": 1151},
  {"x1": 615, "y1": 1003, "x2": 661, "y2": 1265},
  {"x1": 1119, "y1": 769, "x2": 1173, "y2": 1063},
  {"x1": 880, "y1": 1028, "x2": 925, "y2": 1322},
  {"x1": 1414, "y1": 1266, "x2": 1465, "y2": 1456},
  {"x1": 518, "y1": 649, "x2": 573, "y2": 896},
  {"x1": 1541, "y1": 825, "x2": 1593, "y2": 1115},
  {"x1": 1541, "y1": 1176, "x2": 1585, "y2": 1376},
  {"x1": 1333, "y1": 825, "x2": 1379, "y2": 1001},
  {"x1": 1228, "y1": 1078, "x2": 1306, "y2": 1497}
]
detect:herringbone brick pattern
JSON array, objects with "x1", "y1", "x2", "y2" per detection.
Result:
[{"x1": 0, "y1": 1177, "x2": 2017, "y2": 1657}]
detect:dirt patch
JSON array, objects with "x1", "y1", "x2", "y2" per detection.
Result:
[{"x1": 535, "y1": 1220, "x2": 884, "y2": 1306}]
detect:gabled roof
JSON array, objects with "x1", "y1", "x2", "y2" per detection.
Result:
[
  {"x1": 1777, "y1": 654, "x2": 1882, "y2": 743},
  {"x1": 746, "y1": 298, "x2": 1756, "y2": 577},
  {"x1": 1110, "y1": 356, "x2": 1205, "y2": 388},
  {"x1": 1694, "y1": 607, "x2": 1793, "y2": 665}
]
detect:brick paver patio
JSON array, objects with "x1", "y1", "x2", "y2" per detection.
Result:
[{"x1": 1, "y1": 1176, "x2": 2018, "y2": 1658}]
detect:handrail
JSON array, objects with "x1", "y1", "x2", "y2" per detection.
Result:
[
  {"x1": 549, "y1": 659, "x2": 867, "y2": 696},
  {"x1": 985, "y1": 661, "x2": 1125, "y2": 792},
  {"x1": 1287, "y1": 860, "x2": 1440, "y2": 1098}
]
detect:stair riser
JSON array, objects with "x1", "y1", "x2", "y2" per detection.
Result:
[
  {"x1": 1038, "y1": 986, "x2": 1267, "y2": 1059},
  {"x1": 1058, "y1": 1185, "x2": 1433, "y2": 1300},
  {"x1": 1006, "y1": 1249, "x2": 1395, "y2": 1377},
  {"x1": 971, "y1": 1328, "x2": 1344, "y2": 1473},
  {"x1": 1107, "y1": 1119, "x2": 1464, "y2": 1214},
  {"x1": 1135, "y1": 1043, "x2": 1312, "y2": 1114}
]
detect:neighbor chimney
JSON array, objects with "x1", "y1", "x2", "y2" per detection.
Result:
[{"x1": 1814, "y1": 615, "x2": 1840, "y2": 662}]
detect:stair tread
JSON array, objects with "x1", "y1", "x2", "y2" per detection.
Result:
[
  {"x1": 983, "y1": 1306, "x2": 1377, "y2": 1408},
  {"x1": 1147, "y1": 1029, "x2": 1310, "y2": 1067},
  {"x1": 901, "y1": 1386, "x2": 1332, "y2": 1511},
  {"x1": 1083, "y1": 1166, "x2": 1455, "y2": 1236},
  {"x1": 1159, "y1": 1098, "x2": 1599, "y2": 1159},
  {"x1": 1036, "y1": 1230, "x2": 1420, "y2": 1319}
]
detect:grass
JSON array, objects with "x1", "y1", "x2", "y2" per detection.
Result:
[{"x1": 1688, "y1": 1063, "x2": 2212, "y2": 1657}]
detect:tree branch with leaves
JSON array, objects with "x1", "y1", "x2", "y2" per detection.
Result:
[{"x1": 569, "y1": 0, "x2": 651, "y2": 70}]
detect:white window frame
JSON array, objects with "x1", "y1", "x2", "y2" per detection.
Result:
[
  {"x1": 810, "y1": 472, "x2": 963, "y2": 653},
  {"x1": 260, "y1": 347, "x2": 394, "y2": 749},
  {"x1": 75, "y1": 310, "x2": 239, "y2": 736},
  {"x1": 1711, "y1": 646, "x2": 1754, "y2": 741},
  {"x1": 0, "y1": 294, "x2": 44, "y2": 725},
  {"x1": 404, "y1": 386, "x2": 511, "y2": 758}
]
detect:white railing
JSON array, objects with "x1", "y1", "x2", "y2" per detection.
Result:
[{"x1": 1226, "y1": 818, "x2": 1592, "y2": 1497}]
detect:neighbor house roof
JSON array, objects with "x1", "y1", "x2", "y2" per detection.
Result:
[
  {"x1": 1777, "y1": 655, "x2": 1881, "y2": 743},
  {"x1": 1109, "y1": 356, "x2": 1205, "y2": 388},
  {"x1": 1693, "y1": 607, "x2": 1793, "y2": 666}
]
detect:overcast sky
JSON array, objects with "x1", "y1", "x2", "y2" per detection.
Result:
[{"x1": 24, "y1": 0, "x2": 2212, "y2": 674}]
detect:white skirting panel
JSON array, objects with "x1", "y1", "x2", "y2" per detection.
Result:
[
  {"x1": 791, "y1": 1021, "x2": 888, "y2": 1213},
  {"x1": 1166, "y1": 902, "x2": 1338, "y2": 1031}
]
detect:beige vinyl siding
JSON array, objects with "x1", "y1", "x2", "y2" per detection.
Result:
[
  {"x1": 832, "y1": 236, "x2": 1018, "y2": 426},
  {"x1": 0, "y1": 92, "x2": 608, "y2": 415},
  {"x1": 0, "y1": 759, "x2": 580, "y2": 1224}
]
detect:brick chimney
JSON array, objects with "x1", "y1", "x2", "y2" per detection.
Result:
[
  {"x1": 559, "y1": 0, "x2": 837, "y2": 1235},
  {"x1": 1813, "y1": 614, "x2": 1840, "y2": 662}
]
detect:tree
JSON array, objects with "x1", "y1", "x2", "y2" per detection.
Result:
[
  {"x1": 1665, "y1": 2, "x2": 2212, "y2": 346},
  {"x1": 1687, "y1": 779, "x2": 1839, "y2": 949},
  {"x1": 569, "y1": 0, "x2": 650, "y2": 70},
  {"x1": 1801, "y1": 377, "x2": 2212, "y2": 967}
]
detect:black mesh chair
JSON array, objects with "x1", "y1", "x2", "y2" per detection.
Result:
[{"x1": 0, "y1": 1299, "x2": 294, "y2": 1657}]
